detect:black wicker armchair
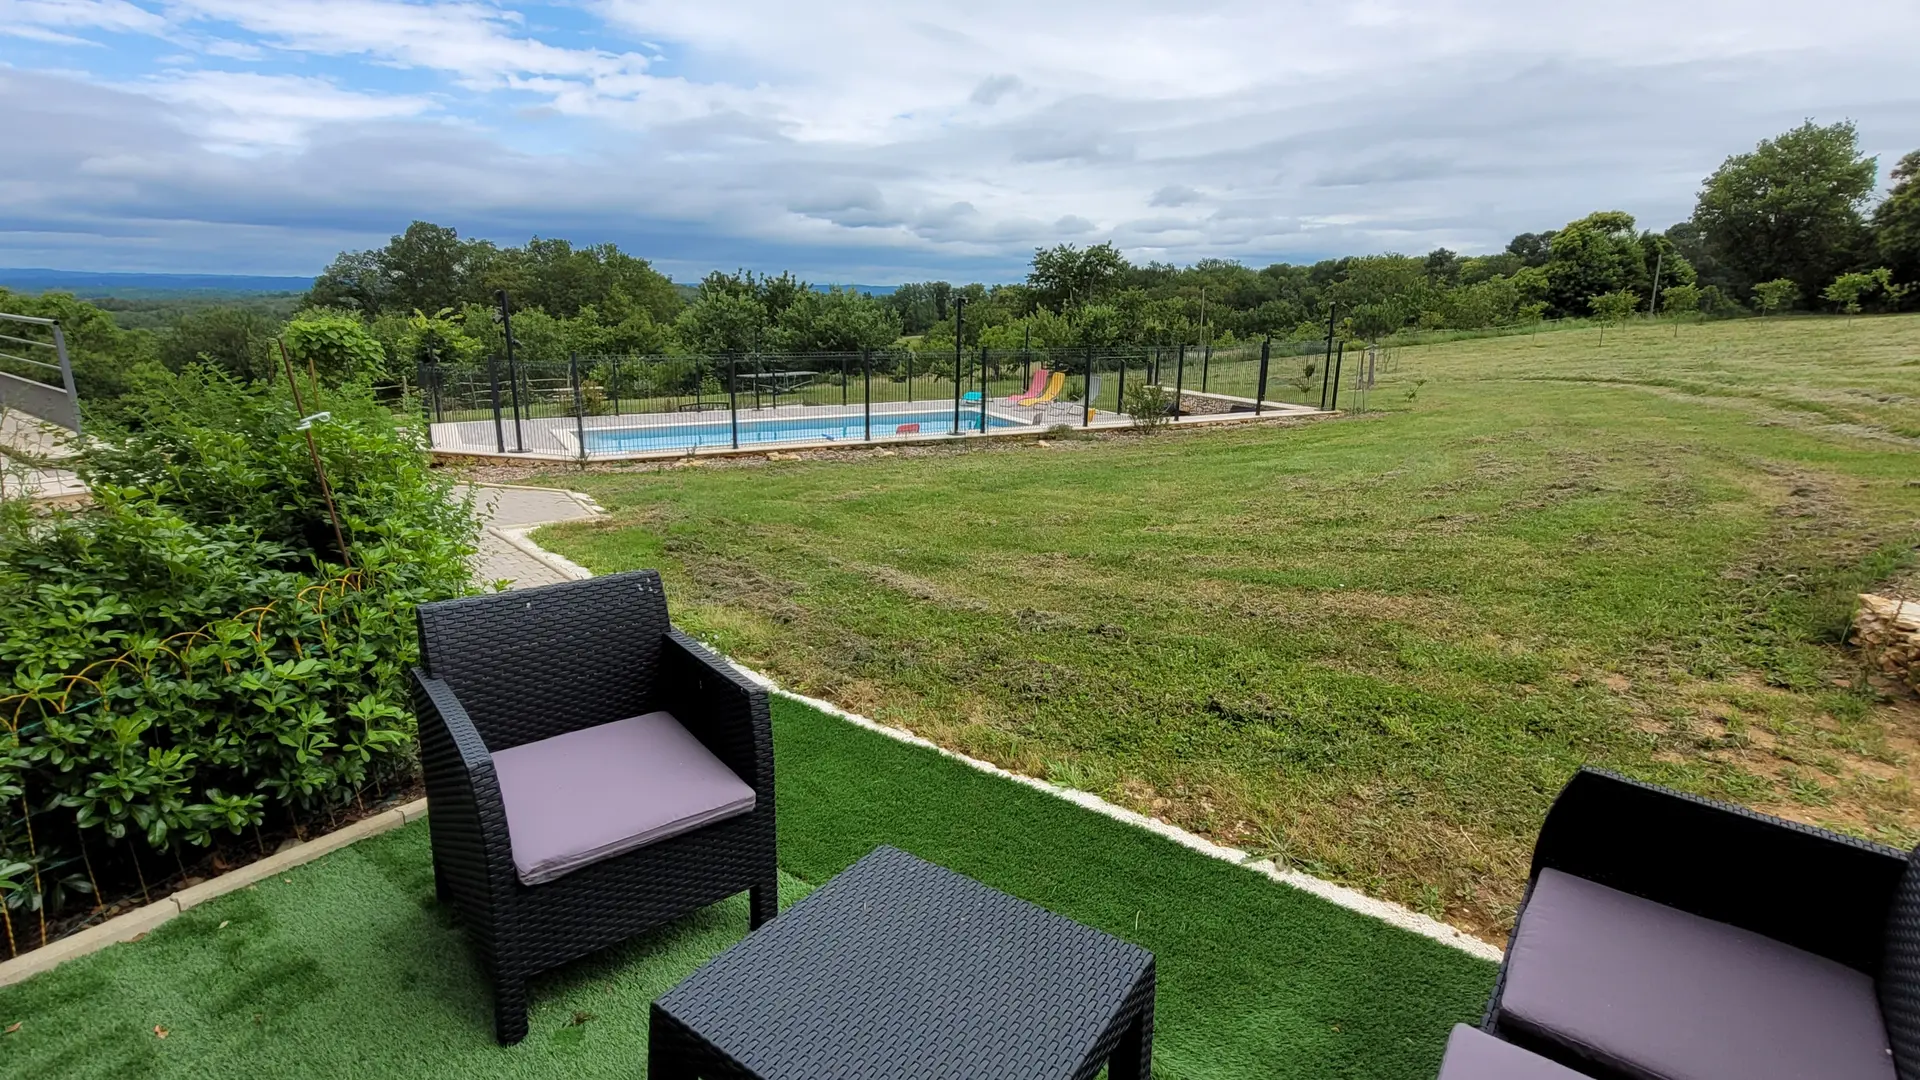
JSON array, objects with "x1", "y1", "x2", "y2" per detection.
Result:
[
  {"x1": 1437, "y1": 767, "x2": 1919, "y2": 1080},
  {"x1": 410, "y1": 570, "x2": 777, "y2": 1044}
]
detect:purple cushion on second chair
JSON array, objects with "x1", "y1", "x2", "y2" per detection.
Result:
[
  {"x1": 1502, "y1": 868, "x2": 1895, "y2": 1080},
  {"x1": 491, "y1": 711, "x2": 756, "y2": 886},
  {"x1": 1438, "y1": 1025, "x2": 1587, "y2": 1079}
]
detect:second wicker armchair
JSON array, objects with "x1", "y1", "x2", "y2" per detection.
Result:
[{"x1": 410, "y1": 570, "x2": 777, "y2": 1044}]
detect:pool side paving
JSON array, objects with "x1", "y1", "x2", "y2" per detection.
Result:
[{"x1": 429, "y1": 396, "x2": 1319, "y2": 462}]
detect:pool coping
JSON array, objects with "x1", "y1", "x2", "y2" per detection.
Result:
[{"x1": 431, "y1": 400, "x2": 1328, "y2": 466}]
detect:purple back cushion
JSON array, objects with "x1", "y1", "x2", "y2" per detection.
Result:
[
  {"x1": 1503, "y1": 869, "x2": 1895, "y2": 1080},
  {"x1": 491, "y1": 711, "x2": 756, "y2": 886}
]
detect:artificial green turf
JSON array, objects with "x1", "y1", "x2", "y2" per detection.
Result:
[{"x1": 0, "y1": 699, "x2": 1493, "y2": 1078}]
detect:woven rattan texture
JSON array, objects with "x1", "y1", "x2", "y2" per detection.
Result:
[
  {"x1": 417, "y1": 570, "x2": 671, "y2": 752},
  {"x1": 652, "y1": 845, "x2": 1155, "y2": 1079},
  {"x1": 413, "y1": 571, "x2": 777, "y2": 1044},
  {"x1": 1483, "y1": 768, "x2": 1918, "y2": 1080},
  {"x1": 1881, "y1": 850, "x2": 1920, "y2": 1077}
]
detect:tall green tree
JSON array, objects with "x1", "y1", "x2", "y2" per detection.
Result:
[
  {"x1": 1505, "y1": 232, "x2": 1555, "y2": 267},
  {"x1": 378, "y1": 221, "x2": 475, "y2": 315},
  {"x1": 1028, "y1": 243, "x2": 1128, "y2": 310},
  {"x1": 158, "y1": 306, "x2": 276, "y2": 381},
  {"x1": 1689, "y1": 121, "x2": 1877, "y2": 301},
  {"x1": 773, "y1": 288, "x2": 901, "y2": 352},
  {"x1": 1874, "y1": 150, "x2": 1920, "y2": 298},
  {"x1": 1543, "y1": 212, "x2": 1646, "y2": 317},
  {"x1": 675, "y1": 286, "x2": 768, "y2": 355}
]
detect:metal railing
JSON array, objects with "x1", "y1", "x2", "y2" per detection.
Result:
[{"x1": 0, "y1": 312, "x2": 80, "y2": 433}]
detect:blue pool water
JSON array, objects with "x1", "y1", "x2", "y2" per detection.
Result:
[{"x1": 581, "y1": 409, "x2": 1021, "y2": 454}]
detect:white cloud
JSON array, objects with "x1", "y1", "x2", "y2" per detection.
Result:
[
  {"x1": 2, "y1": 1, "x2": 1920, "y2": 276},
  {"x1": 138, "y1": 71, "x2": 438, "y2": 151},
  {"x1": 0, "y1": 0, "x2": 167, "y2": 37}
]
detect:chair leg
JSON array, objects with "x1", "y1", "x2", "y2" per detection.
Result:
[
  {"x1": 494, "y1": 977, "x2": 529, "y2": 1045},
  {"x1": 749, "y1": 879, "x2": 777, "y2": 929},
  {"x1": 1108, "y1": 1011, "x2": 1151, "y2": 1080},
  {"x1": 649, "y1": 1006, "x2": 701, "y2": 1079}
]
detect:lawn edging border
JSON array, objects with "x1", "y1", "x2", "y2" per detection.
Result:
[{"x1": 0, "y1": 799, "x2": 428, "y2": 989}]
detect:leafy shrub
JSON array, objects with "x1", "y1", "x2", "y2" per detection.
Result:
[
  {"x1": 1123, "y1": 383, "x2": 1173, "y2": 431},
  {"x1": 282, "y1": 310, "x2": 389, "y2": 383},
  {"x1": 0, "y1": 368, "x2": 475, "y2": 943}
]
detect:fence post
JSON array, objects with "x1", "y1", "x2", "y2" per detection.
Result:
[
  {"x1": 905, "y1": 350, "x2": 913, "y2": 408},
  {"x1": 1320, "y1": 302, "x2": 1337, "y2": 411},
  {"x1": 729, "y1": 356, "x2": 740, "y2": 450},
  {"x1": 1256, "y1": 336, "x2": 1271, "y2": 415},
  {"x1": 1174, "y1": 344, "x2": 1185, "y2": 421},
  {"x1": 46, "y1": 322, "x2": 80, "y2": 437},
  {"x1": 486, "y1": 351, "x2": 506, "y2": 453},
  {"x1": 418, "y1": 361, "x2": 435, "y2": 444},
  {"x1": 951, "y1": 297, "x2": 965, "y2": 436},
  {"x1": 568, "y1": 351, "x2": 588, "y2": 463},
  {"x1": 610, "y1": 356, "x2": 622, "y2": 416},
  {"x1": 1330, "y1": 341, "x2": 1345, "y2": 411},
  {"x1": 863, "y1": 349, "x2": 872, "y2": 441},
  {"x1": 973, "y1": 346, "x2": 984, "y2": 432},
  {"x1": 496, "y1": 290, "x2": 527, "y2": 453},
  {"x1": 1083, "y1": 344, "x2": 1093, "y2": 428},
  {"x1": 1115, "y1": 350, "x2": 1126, "y2": 419},
  {"x1": 1202, "y1": 341, "x2": 1211, "y2": 392},
  {"x1": 841, "y1": 354, "x2": 848, "y2": 407}
]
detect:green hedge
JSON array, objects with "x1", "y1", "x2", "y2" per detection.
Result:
[{"x1": 0, "y1": 369, "x2": 475, "y2": 948}]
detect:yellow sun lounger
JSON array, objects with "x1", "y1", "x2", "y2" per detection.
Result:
[{"x1": 1019, "y1": 371, "x2": 1066, "y2": 407}]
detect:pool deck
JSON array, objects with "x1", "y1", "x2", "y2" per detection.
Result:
[{"x1": 429, "y1": 394, "x2": 1322, "y2": 463}]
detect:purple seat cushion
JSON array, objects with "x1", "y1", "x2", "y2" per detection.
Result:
[
  {"x1": 1438, "y1": 1025, "x2": 1588, "y2": 1079},
  {"x1": 491, "y1": 711, "x2": 756, "y2": 886},
  {"x1": 1502, "y1": 868, "x2": 1895, "y2": 1080}
]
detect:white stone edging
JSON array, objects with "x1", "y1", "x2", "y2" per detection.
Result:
[{"x1": 0, "y1": 799, "x2": 427, "y2": 989}]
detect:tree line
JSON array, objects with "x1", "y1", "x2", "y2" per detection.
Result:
[{"x1": 3, "y1": 120, "x2": 1914, "y2": 409}]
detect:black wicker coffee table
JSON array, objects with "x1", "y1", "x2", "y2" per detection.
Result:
[{"x1": 649, "y1": 845, "x2": 1156, "y2": 1079}]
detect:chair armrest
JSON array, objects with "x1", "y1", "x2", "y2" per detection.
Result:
[
  {"x1": 411, "y1": 669, "x2": 517, "y2": 916},
  {"x1": 1529, "y1": 768, "x2": 1908, "y2": 974},
  {"x1": 657, "y1": 629, "x2": 773, "y2": 798}
]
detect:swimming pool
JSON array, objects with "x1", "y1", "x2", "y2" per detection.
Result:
[{"x1": 580, "y1": 408, "x2": 1022, "y2": 454}]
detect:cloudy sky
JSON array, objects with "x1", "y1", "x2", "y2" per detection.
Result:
[{"x1": 3, "y1": 0, "x2": 1918, "y2": 283}]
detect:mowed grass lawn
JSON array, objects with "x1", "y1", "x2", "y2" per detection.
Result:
[{"x1": 530, "y1": 313, "x2": 1920, "y2": 939}]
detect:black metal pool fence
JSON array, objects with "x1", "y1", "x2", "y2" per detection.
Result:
[{"x1": 416, "y1": 338, "x2": 1348, "y2": 459}]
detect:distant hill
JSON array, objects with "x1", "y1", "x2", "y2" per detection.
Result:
[
  {"x1": 0, "y1": 268, "x2": 314, "y2": 298},
  {"x1": 0, "y1": 268, "x2": 899, "y2": 303}
]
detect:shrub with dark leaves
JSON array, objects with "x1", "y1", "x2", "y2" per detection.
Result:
[{"x1": 0, "y1": 368, "x2": 474, "y2": 948}]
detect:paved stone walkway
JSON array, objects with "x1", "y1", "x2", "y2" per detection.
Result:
[
  {"x1": 460, "y1": 483, "x2": 601, "y2": 590},
  {"x1": 0, "y1": 408, "x2": 85, "y2": 502}
]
